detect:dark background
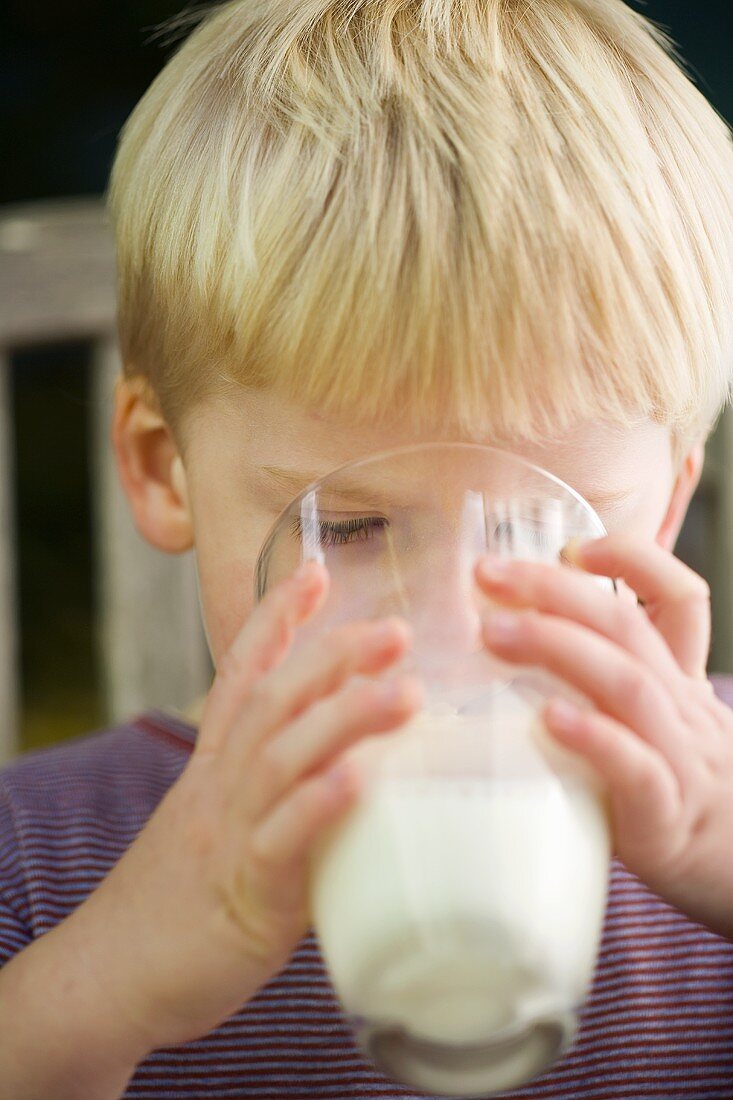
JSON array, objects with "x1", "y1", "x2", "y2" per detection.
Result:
[{"x1": 3, "y1": 0, "x2": 733, "y2": 749}]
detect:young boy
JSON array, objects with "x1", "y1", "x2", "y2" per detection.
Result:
[{"x1": 2, "y1": 0, "x2": 733, "y2": 1096}]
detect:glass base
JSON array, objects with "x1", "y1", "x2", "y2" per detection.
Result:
[{"x1": 352, "y1": 1008, "x2": 578, "y2": 1097}]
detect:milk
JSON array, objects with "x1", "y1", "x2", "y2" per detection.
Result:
[{"x1": 308, "y1": 703, "x2": 611, "y2": 1095}]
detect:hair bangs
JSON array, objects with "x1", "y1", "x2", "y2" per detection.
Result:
[{"x1": 109, "y1": 0, "x2": 733, "y2": 463}]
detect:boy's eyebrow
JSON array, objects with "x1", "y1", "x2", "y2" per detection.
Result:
[
  {"x1": 262, "y1": 465, "x2": 339, "y2": 491},
  {"x1": 584, "y1": 486, "x2": 637, "y2": 508},
  {"x1": 261, "y1": 465, "x2": 386, "y2": 507},
  {"x1": 261, "y1": 464, "x2": 636, "y2": 510}
]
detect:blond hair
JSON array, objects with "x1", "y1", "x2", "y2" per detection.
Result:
[{"x1": 108, "y1": 0, "x2": 733, "y2": 465}]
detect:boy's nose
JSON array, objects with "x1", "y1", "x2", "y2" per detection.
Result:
[
  {"x1": 405, "y1": 546, "x2": 483, "y2": 658},
  {"x1": 395, "y1": 497, "x2": 493, "y2": 674}
]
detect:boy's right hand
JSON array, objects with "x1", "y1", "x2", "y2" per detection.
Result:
[{"x1": 76, "y1": 560, "x2": 423, "y2": 1055}]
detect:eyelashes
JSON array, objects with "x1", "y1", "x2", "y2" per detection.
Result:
[
  {"x1": 289, "y1": 515, "x2": 388, "y2": 546},
  {"x1": 289, "y1": 515, "x2": 555, "y2": 551}
]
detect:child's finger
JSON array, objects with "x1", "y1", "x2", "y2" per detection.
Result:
[
  {"x1": 249, "y1": 756, "x2": 365, "y2": 867},
  {"x1": 197, "y1": 561, "x2": 329, "y2": 755},
  {"x1": 225, "y1": 616, "x2": 413, "y2": 767},
  {"x1": 543, "y1": 697, "x2": 682, "y2": 861},
  {"x1": 475, "y1": 555, "x2": 681, "y2": 688},
  {"x1": 565, "y1": 534, "x2": 711, "y2": 680},
  {"x1": 483, "y1": 608, "x2": 690, "y2": 778},
  {"x1": 244, "y1": 672, "x2": 424, "y2": 821}
]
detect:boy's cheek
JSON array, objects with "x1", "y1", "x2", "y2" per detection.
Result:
[{"x1": 195, "y1": 554, "x2": 258, "y2": 667}]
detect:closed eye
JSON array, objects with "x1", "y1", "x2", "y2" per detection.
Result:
[{"x1": 289, "y1": 515, "x2": 389, "y2": 547}]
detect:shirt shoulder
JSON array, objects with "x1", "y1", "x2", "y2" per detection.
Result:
[
  {"x1": 710, "y1": 671, "x2": 733, "y2": 706},
  {"x1": 0, "y1": 710, "x2": 196, "y2": 939}
]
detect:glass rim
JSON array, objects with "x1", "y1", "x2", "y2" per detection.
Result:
[{"x1": 254, "y1": 440, "x2": 608, "y2": 599}]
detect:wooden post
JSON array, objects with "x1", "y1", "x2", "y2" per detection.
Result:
[
  {"x1": 0, "y1": 353, "x2": 19, "y2": 763},
  {"x1": 90, "y1": 336, "x2": 213, "y2": 725},
  {"x1": 711, "y1": 404, "x2": 733, "y2": 674}
]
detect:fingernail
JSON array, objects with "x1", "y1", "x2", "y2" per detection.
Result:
[
  {"x1": 546, "y1": 697, "x2": 582, "y2": 728},
  {"x1": 374, "y1": 677, "x2": 408, "y2": 704},
  {"x1": 561, "y1": 538, "x2": 588, "y2": 564},
  {"x1": 477, "y1": 557, "x2": 513, "y2": 584},
  {"x1": 371, "y1": 618, "x2": 408, "y2": 646},
  {"x1": 293, "y1": 560, "x2": 321, "y2": 585},
  {"x1": 483, "y1": 610, "x2": 521, "y2": 641}
]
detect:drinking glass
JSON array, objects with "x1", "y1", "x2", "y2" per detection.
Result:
[{"x1": 254, "y1": 443, "x2": 614, "y2": 1097}]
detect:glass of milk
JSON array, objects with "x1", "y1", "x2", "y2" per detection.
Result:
[{"x1": 254, "y1": 443, "x2": 614, "y2": 1097}]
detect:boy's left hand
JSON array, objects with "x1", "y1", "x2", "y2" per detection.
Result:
[{"x1": 475, "y1": 534, "x2": 733, "y2": 942}]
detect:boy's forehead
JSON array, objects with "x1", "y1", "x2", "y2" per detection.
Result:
[
  {"x1": 209, "y1": 388, "x2": 671, "y2": 496},
  {"x1": 260, "y1": 458, "x2": 641, "y2": 516},
  {"x1": 299, "y1": 402, "x2": 662, "y2": 466},
  {"x1": 225, "y1": 384, "x2": 644, "y2": 448},
  {"x1": 300, "y1": 396, "x2": 632, "y2": 446},
  {"x1": 259, "y1": 434, "x2": 662, "y2": 511}
]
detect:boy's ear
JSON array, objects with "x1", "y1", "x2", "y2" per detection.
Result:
[
  {"x1": 111, "y1": 375, "x2": 194, "y2": 553},
  {"x1": 655, "y1": 440, "x2": 705, "y2": 552}
]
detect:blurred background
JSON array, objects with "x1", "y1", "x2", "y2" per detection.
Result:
[{"x1": 1, "y1": 0, "x2": 732, "y2": 756}]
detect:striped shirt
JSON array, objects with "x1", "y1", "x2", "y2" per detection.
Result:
[{"x1": 2, "y1": 682, "x2": 733, "y2": 1099}]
